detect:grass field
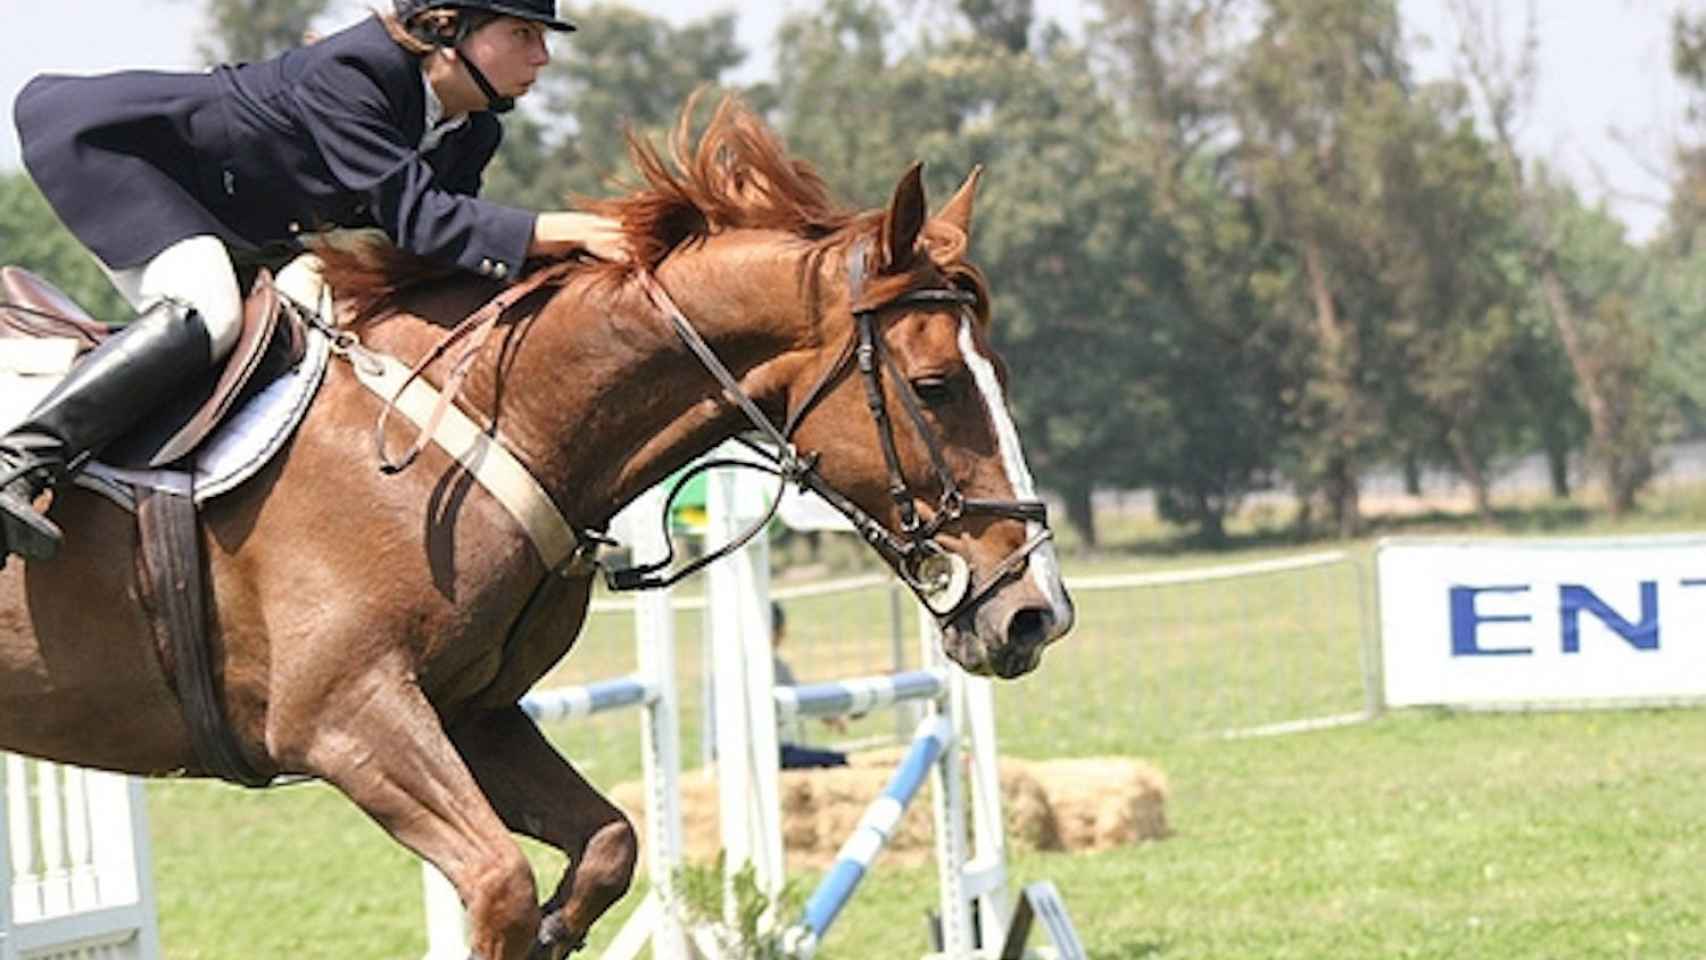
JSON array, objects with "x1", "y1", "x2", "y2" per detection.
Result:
[
  {"x1": 131, "y1": 488, "x2": 1706, "y2": 957},
  {"x1": 146, "y1": 707, "x2": 1706, "y2": 959}
]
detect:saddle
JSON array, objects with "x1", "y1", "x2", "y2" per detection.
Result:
[
  {"x1": 0, "y1": 265, "x2": 308, "y2": 467},
  {"x1": 1, "y1": 265, "x2": 312, "y2": 787}
]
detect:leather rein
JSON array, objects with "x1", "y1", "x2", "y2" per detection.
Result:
[{"x1": 610, "y1": 239, "x2": 1054, "y2": 624}]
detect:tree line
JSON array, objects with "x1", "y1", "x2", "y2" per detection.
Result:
[{"x1": 5, "y1": 0, "x2": 1706, "y2": 547}]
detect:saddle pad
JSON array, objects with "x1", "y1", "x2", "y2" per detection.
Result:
[
  {"x1": 0, "y1": 339, "x2": 80, "y2": 430},
  {"x1": 82, "y1": 328, "x2": 331, "y2": 506}
]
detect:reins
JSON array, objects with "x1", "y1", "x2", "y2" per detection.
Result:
[{"x1": 371, "y1": 259, "x2": 582, "y2": 474}]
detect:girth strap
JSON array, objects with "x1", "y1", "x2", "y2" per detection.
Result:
[
  {"x1": 136, "y1": 484, "x2": 270, "y2": 787},
  {"x1": 348, "y1": 345, "x2": 592, "y2": 575}
]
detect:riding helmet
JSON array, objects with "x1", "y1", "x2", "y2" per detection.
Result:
[{"x1": 393, "y1": 0, "x2": 576, "y2": 33}]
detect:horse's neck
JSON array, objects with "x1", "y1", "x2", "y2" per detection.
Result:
[{"x1": 495, "y1": 237, "x2": 821, "y2": 528}]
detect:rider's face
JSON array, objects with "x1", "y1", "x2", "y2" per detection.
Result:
[{"x1": 460, "y1": 16, "x2": 552, "y2": 99}]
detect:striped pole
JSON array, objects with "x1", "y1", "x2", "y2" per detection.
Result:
[
  {"x1": 782, "y1": 715, "x2": 955, "y2": 958},
  {"x1": 520, "y1": 676, "x2": 656, "y2": 723},
  {"x1": 773, "y1": 669, "x2": 947, "y2": 722}
]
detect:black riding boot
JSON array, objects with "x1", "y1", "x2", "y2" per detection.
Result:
[{"x1": 0, "y1": 301, "x2": 213, "y2": 565}]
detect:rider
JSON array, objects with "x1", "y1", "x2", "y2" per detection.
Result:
[{"x1": 0, "y1": 0, "x2": 624, "y2": 566}]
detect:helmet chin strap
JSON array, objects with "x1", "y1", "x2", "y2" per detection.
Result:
[{"x1": 456, "y1": 45, "x2": 516, "y2": 114}]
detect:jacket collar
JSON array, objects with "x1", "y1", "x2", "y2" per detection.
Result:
[{"x1": 420, "y1": 67, "x2": 469, "y2": 152}]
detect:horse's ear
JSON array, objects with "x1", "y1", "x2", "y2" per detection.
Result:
[
  {"x1": 934, "y1": 165, "x2": 983, "y2": 237},
  {"x1": 881, "y1": 162, "x2": 928, "y2": 272}
]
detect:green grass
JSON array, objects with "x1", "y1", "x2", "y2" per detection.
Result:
[
  {"x1": 145, "y1": 708, "x2": 1706, "y2": 959},
  {"x1": 797, "y1": 709, "x2": 1706, "y2": 960},
  {"x1": 136, "y1": 486, "x2": 1706, "y2": 958}
]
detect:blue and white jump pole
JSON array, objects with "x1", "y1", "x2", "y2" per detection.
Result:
[{"x1": 781, "y1": 715, "x2": 954, "y2": 958}]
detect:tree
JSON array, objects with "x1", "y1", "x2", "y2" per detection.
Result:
[
  {"x1": 767, "y1": 0, "x2": 1190, "y2": 546},
  {"x1": 771, "y1": 0, "x2": 910, "y2": 206},
  {"x1": 0, "y1": 173, "x2": 130, "y2": 323},
  {"x1": 1654, "y1": 10, "x2": 1706, "y2": 435},
  {"x1": 480, "y1": 3, "x2": 751, "y2": 210},
  {"x1": 1448, "y1": 0, "x2": 1660, "y2": 515},
  {"x1": 193, "y1": 0, "x2": 330, "y2": 64},
  {"x1": 958, "y1": 56, "x2": 1189, "y2": 545},
  {"x1": 1225, "y1": 0, "x2": 1416, "y2": 537},
  {"x1": 1364, "y1": 83, "x2": 1532, "y2": 520},
  {"x1": 1667, "y1": 9, "x2": 1706, "y2": 252},
  {"x1": 1092, "y1": 0, "x2": 1303, "y2": 542},
  {"x1": 958, "y1": 0, "x2": 1033, "y2": 54}
]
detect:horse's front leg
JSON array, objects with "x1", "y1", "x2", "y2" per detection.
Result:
[
  {"x1": 277, "y1": 668, "x2": 540, "y2": 960},
  {"x1": 449, "y1": 705, "x2": 638, "y2": 959}
]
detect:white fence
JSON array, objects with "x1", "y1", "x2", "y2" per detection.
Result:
[
  {"x1": 1051, "y1": 551, "x2": 1377, "y2": 742},
  {"x1": 0, "y1": 757, "x2": 160, "y2": 960}
]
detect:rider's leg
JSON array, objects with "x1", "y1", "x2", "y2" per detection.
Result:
[{"x1": 0, "y1": 236, "x2": 242, "y2": 563}]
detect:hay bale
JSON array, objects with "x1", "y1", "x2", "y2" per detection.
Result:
[
  {"x1": 1018, "y1": 756, "x2": 1170, "y2": 848},
  {"x1": 994, "y1": 760, "x2": 1061, "y2": 852},
  {"x1": 609, "y1": 762, "x2": 938, "y2": 871},
  {"x1": 606, "y1": 751, "x2": 1168, "y2": 876}
]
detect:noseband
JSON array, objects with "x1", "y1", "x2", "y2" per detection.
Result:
[{"x1": 606, "y1": 239, "x2": 1053, "y2": 625}]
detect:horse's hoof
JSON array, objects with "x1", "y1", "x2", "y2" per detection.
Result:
[{"x1": 528, "y1": 913, "x2": 587, "y2": 959}]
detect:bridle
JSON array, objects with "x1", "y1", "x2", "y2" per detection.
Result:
[{"x1": 605, "y1": 239, "x2": 1054, "y2": 625}]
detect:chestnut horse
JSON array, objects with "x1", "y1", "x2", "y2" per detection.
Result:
[{"x1": 0, "y1": 99, "x2": 1072, "y2": 959}]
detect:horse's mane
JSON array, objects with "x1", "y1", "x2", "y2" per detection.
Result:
[
  {"x1": 319, "y1": 94, "x2": 873, "y2": 320},
  {"x1": 586, "y1": 94, "x2": 870, "y2": 264}
]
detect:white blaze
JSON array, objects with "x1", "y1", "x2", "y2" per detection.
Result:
[{"x1": 956, "y1": 314, "x2": 1072, "y2": 621}]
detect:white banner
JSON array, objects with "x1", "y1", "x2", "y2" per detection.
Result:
[{"x1": 1378, "y1": 535, "x2": 1706, "y2": 707}]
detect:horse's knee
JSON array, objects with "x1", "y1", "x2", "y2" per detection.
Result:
[{"x1": 468, "y1": 847, "x2": 541, "y2": 950}]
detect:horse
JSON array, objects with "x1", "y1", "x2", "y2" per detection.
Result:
[{"x1": 0, "y1": 97, "x2": 1073, "y2": 959}]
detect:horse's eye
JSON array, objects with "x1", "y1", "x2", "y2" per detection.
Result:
[{"x1": 912, "y1": 376, "x2": 959, "y2": 407}]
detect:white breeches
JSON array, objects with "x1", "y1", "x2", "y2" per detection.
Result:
[{"x1": 101, "y1": 235, "x2": 243, "y2": 360}]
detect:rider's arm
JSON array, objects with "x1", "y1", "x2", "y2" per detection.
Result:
[{"x1": 293, "y1": 49, "x2": 535, "y2": 280}]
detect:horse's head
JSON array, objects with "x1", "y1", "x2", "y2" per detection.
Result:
[
  {"x1": 517, "y1": 97, "x2": 1075, "y2": 677},
  {"x1": 782, "y1": 164, "x2": 1074, "y2": 678}
]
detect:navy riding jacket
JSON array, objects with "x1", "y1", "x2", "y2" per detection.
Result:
[{"x1": 14, "y1": 16, "x2": 534, "y2": 280}]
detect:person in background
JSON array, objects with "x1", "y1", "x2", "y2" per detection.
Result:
[{"x1": 772, "y1": 601, "x2": 850, "y2": 770}]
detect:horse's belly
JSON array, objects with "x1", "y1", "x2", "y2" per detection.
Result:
[{"x1": 0, "y1": 688, "x2": 195, "y2": 775}]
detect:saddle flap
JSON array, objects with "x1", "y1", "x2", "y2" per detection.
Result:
[
  {"x1": 102, "y1": 269, "x2": 306, "y2": 469},
  {"x1": 146, "y1": 270, "x2": 282, "y2": 466},
  {"x1": 0, "y1": 266, "x2": 111, "y2": 351}
]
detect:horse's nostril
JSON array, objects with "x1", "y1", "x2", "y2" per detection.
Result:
[{"x1": 1006, "y1": 607, "x2": 1051, "y2": 651}]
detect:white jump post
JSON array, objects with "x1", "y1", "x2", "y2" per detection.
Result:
[
  {"x1": 0, "y1": 757, "x2": 162, "y2": 960},
  {"x1": 704, "y1": 467, "x2": 786, "y2": 912},
  {"x1": 420, "y1": 485, "x2": 687, "y2": 960}
]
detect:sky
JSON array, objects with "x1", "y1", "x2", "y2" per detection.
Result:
[{"x1": 0, "y1": 0, "x2": 1691, "y2": 241}]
